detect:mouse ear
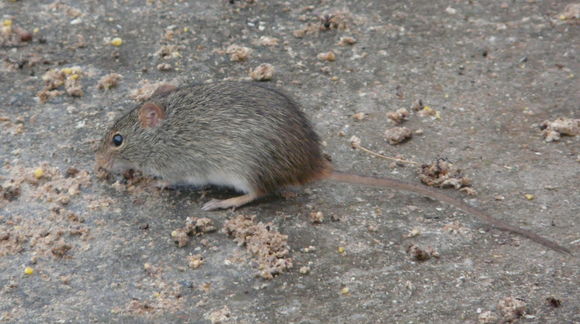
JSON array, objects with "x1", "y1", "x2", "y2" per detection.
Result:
[
  {"x1": 151, "y1": 84, "x2": 177, "y2": 98},
  {"x1": 138, "y1": 102, "x2": 166, "y2": 128}
]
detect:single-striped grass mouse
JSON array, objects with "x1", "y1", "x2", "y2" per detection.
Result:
[{"x1": 95, "y1": 82, "x2": 571, "y2": 254}]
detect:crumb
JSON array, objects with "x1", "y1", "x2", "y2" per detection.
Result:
[
  {"x1": 386, "y1": 108, "x2": 410, "y2": 124},
  {"x1": 249, "y1": 63, "x2": 274, "y2": 81},
  {"x1": 299, "y1": 266, "x2": 310, "y2": 274},
  {"x1": 497, "y1": 297, "x2": 527, "y2": 321},
  {"x1": 205, "y1": 306, "x2": 231, "y2": 324},
  {"x1": 157, "y1": 63, "x2": 172, "y2": 71},
  {"x1": 478, "y1": 311, "x2": 499, "y2": 324},
  {"x1": 540, "y1": 117, "x2": 580, "y2": 142},
  {"x1": 407, "y1": 244, "x2": 438, "y2": 261},
  {"x1": 155, "y1": 45, "x2": 182, "y2": 59},
  {"x1": 384, "y1": 127, "x2": 412, "y2": 144},
  {"x1": 223, "y1": 215, "x2": 292, "y2": 279},
  {"x1": 226, "y1": 44, "x2": 252, "y2": 62},
  {"x1": 546, "y1": 296, "x2": 561, "y2": 308},
  {"x1": 188, "y1": 254, "x2": 204, "y2": 269},
  {"x1": 37, "y1": 67, "x2": 84, "y2": 102},
  {"x1": 130, "y1": 80, "x2": 178, "y2": 102},
  {"x1": 410, "y1": 99, "x2": 424, "y2": 111},
  {"x1": 253, "y1": 36, "x2": 279, "y2": 47},
  {"x1": 349, "y1": 135, "x2": 361, "y2": 148},
  {"x1": 51, "y1": 242, "x2": 72, "y2": 258},
  {"x1": 351, "y1": 112, "x2": 366, "y2": 121},
  {"x1": 319, "y1": 12, "x2": 350, "y2": 31},
  {"x1": 337, "y1": 36, "x2": 356, "y2": 46},
  {"x1": 419, "y1": 158, "x2": 473, "y2": 191},
  {"x1": 309, "y1": 211, "x2": 324, "y2": 224},
  {"x1": 97, "y1": 73, "x2": 122, "y2": 90},
  {"x1": 172, "y1": 217, "x2": 217, "y2": 247},
  {"x1": 558, "y1": 4, "x2": 580, "y2": 21},
  {"x1": 317, "y1": 51, "x2": 336, "y2": 62},
  {"x1": 459, "y1": 187, "x2": 478, "y2": 196}
]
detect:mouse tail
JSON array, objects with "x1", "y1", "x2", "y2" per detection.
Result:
[{"x1": 327, "y1": 171, "x2": 572, "y2": 255}]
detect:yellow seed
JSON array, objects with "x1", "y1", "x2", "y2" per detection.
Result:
[
  {"x1": 183, "y1": 27, "x2": 190, "y2": 32},
  {"x1": 24, "y1": 267, "x2": 34, "y2": 275},
  {"x1": 423, "y1": 106, "x2": 432, "y2": 112},
  {"x1": 33, "y1": 27, "x2": 40, "y2": 33},
  {"x1": 61, "y1": 67, "x2": 73, "y2": 75},
  {"x1": 111, "y1": 37, "x2": 123, "y2": 46},
  {"x1": 341, "y1": 287, "x2": 349, "y2": 295},
  {"x1": 33, "y1": 168, "x2": 44, "y2": 179},
  {"x1": 524, "y1": 194, "x2": 535, "y2": 200},
  {"x1": 338, "y1": 246, "x2": 345, "y2": 254},
  {"x1": 70, "y1": 74, "x2": 80, "y2": 80},
  {"x1": 3, "y1": 19, "x2": 13, "y2": 27}
]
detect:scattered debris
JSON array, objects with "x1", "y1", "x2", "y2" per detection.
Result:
[
  {"x1": 317, "y1": 51, "x2": 336, "y2": 62},
  {"x1": 557, "y1": 4, "x2": 580, "y2": 21},
  {"x1": 419, "y1": 159, "x2": 473, "y2": 191},
  {"x1": 540, "y1": 117, "x2": 579, "y2": 142},
  {"x1": 223, "y1": 215, "x2": 292, "y2": 279},
  {"x1": 407, "y1": 244, "x2": 439, "y2": 261},
  {"x1": 337, "y1": 36, "x2": 356, "y2": 46},
  {"x1": 351, "y1": 112, "x2": 367, "y2": 121},
  {"x1": 226, "y1": 44, "x2": 252, "y2": 62},
  {"x1": 384, "y1": 127, "x2": 412, "y2": 144},
  {"x1": 546, "y1": 296, "x2": 562, "y2": 308},
  {"x1": 386, "y1": 108, "x2": 410, "y2": 125},
  {"x1": 497, "y1": 297, "x2": 527, "y2": 322},
  {"x1": 249, "y1": 63, "x2": 274, "y2": 81},
  {"x1": 478, "y1": 311, "x2": 499, "y2": 324},
  {"x1": 188, "y1": 254, "x2": 204, "y2": 269},
  {"x1": 130, "y1": 80, "x2": 178, "y2": 102},
  {"x1": 37, "y1": 67, "x2": 85, "y2": 103},
  {"x1": 205, "y1": 306, "x2": 232, "y2": 324},
  {"x1": 172, "y1": 217, "x2": 217, "y2": 248},
  {"x1": 253, "y1": 36, "x2": 279, "y2": 47},
  {"x1": 97, "y1": 73, "x2": 123, "y2": 90},
  {"x1": 309, "y1": 211, "x2": 324, "y2": 224},
  {"x1": 157, "y1": 63, "x2": 172, "y2": 71}
]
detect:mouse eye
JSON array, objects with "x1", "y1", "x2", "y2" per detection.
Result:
[{"x1": 112, "y1": 134, "x2": 123, "y2": 147}]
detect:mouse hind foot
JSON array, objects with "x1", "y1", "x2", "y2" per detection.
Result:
[{"x1": 201, "y1": 192, "x2": 261, "y2": 211}]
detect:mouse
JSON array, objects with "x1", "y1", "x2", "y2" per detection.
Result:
[{"x1": 95, "y1": 81, "x2": 571, "y2": 255}]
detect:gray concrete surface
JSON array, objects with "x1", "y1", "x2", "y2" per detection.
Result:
[{"x1": 1, "y1": 0, "x2": 579, "y2": 323}]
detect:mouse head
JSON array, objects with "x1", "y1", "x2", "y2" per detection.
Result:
[{"x1": 95, "y1": 85, "x2": 177, "y2": 173}]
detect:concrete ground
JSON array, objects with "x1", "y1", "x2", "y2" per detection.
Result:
[{"x1": 1, "y1": 0, "x2": 578, "y2": 323}]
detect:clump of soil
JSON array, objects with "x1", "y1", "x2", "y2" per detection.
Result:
[
  {"x1": 419, "y1": 159, "x2": 475, "y2": 194},
  {"x1": 540, "y1": 117, "x2": 580, "y2": 142},
  {"x1": 223, "y1": 215, "x2": 292, "y2": 279}
]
